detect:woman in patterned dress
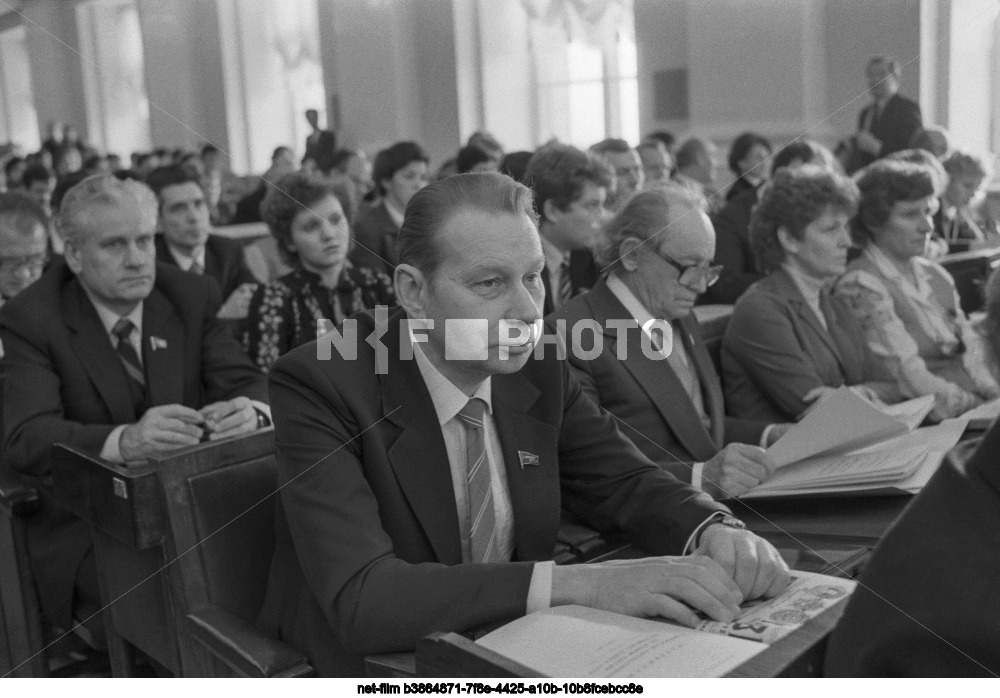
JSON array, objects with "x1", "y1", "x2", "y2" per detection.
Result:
[{"x1": 244, "y1": 172, "x2": 394, "y2": 372}]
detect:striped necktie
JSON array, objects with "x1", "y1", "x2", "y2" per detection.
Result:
[
  {"x1": 456, "y1": 398, "x2": 498, "y2": 563},
  {"x1": 113, "y1": 317, "x2": 146, "y2": 415},
  {"x1": 558, "y1": 259, "x2": 573, "y2": 307}
]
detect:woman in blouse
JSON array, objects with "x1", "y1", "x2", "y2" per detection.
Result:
[
  {"x1": 721, "y1": 165, "x2": 902, "y2": 422},
  {"x1": 244, "y1": 172, "x2": 394, "y2": 373},
  {"x1": 835, "y1": 159, "x2": 999, "y2": 420}
]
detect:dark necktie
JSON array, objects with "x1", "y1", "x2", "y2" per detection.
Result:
[
  {"x1": 113, "y1": 317, "x2": 146, "y2": 415},
  {"x1": 456, "y1": 398, "x2": 497, "y2": 563},
  {"x1": 558, "y1": 259, "x2": 573, "y2": 307}
]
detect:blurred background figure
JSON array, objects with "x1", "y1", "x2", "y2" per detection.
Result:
[
  {"x1": 591, "y1": 137, "x2": 643, "y2": 211},
  {"x1": 0, "y1": 192, "x2": 50, "y2": 307},
  {"x1": 725, "y1": 132, "x2": 772, "y2": 202},
  {"x1": 302, "y1": 108, "x2": 337, "y2": 173},
  {"x1": 909, "y1": 125, "x2": 951, "y2": 159},
  {"x1": 636, "y1": 139, "x2": 672, "y2": 186},
  {"x1": 935, "y1": 150, "x2": 996, "y2": 250},
  {"x1": 672, "y1": 137, "x2": 717, "y2": 212}
]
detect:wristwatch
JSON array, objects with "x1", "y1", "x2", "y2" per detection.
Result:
[
  {"x1": 715, "y1": 514, "x2": 747, "y2": 530},
  {"x1": 255, "y1": 408, "x2": 272, "y2": 430}
]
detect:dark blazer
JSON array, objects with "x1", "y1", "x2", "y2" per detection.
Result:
[
  {"x1": 349, "y1": 201, "x2": 399, "y2": 276},
  {"x1": 540, "y1": 248, "x2": 600, "y2": 316},
  {"x1": 855, "y1": 93, "x2": 923, "y2": 167},
  {"x1": 703, "y1": 187, "x2": 762, "y2": 305},
  {"x1": 547, "y1": 279, "x2": 768, "y2": 480},
  {"x1": 255, "y1": 307, "x2": 725, "y2": 676},
  {"x1": 155, "y1": 233, "x2": 258, "y2": 300},
  {"x1": 304, "y1": 129, "x2": 337, "y2": 173},
  {"x1": 0, "y1": 261, "x2": 268, "y2": 628},
  {"x1": 721, "y1": 268, "x2": 898, "y2": 422},
  {"x1": 825, "y1": 426, "x2": 1000, "y2": 676}
]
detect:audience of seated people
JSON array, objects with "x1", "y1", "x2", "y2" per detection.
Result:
[
  {"x1": 935, "y1": 150, "x2": 996, "y2": 250},
  {"x1": 243, "y1": 172, "x2": 394, "y2": 373},
  {"x1": 0, "y1": 174, "x2": 270, "y2": 647},
  {"x1": 547, "y1": 186, "x2": 789, "y2": 498},
  {"x1": 835, "y1": 159, "x2": 1000, "y2": 420},
  {"x1": 722, "y1": 165, "x2": 904, "y2": 422}
]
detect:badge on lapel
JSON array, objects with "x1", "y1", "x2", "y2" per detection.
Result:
[
  {"x1": 518, "y1": 451, "x2": 540, "y2": 468},
  {"x1": 149, "y1": 336, "x2": 168, "y2": 351}
]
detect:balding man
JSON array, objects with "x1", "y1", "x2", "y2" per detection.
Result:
[
  {"x1": 548, "y1": 188, "x2": 787, "y2": 498},
  {"x1": 0, "y1": 192, "x2": 49, "y2": 309},
  {"x1": 256, "y1": 172, "x2": 789, "y2": 676},
  {"x1": 0, "y1": 174, "x2": 269, "y2": 639}
]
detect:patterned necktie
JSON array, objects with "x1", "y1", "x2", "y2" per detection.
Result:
[
  {"x1": 456, "y1": 398, "x2": 497, "y2": 563},
  {"x1": 558, "y1": 259, "x2": 573, "y2": 307},
  {"x1": 190, "y1": 261, "x2": 204, "y2": 275},
  {"x1": 113, "y1": 317, "x2": 146, "y2": 415}
]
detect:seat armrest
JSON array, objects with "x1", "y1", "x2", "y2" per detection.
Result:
[
  {"x1": 0, "y1": 468, "x2": 40, "y2": 517},
  {"x1": 186, "y1": 606, "x2": 312, "y2": 677}
]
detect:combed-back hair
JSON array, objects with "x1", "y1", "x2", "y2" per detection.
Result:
[
  {"x1": 523, "y1": 143, "x2": 613, "y2": 222},
  {"x1": 57, "y1": 174, "x2": 158, "y2": 245}
]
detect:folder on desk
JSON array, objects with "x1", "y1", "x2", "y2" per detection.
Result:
[{"x1": 741, "y1": 390, "x2": 963, "y2": 499}]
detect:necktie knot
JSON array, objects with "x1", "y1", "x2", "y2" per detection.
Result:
[
  {"x1": 457, "y1": 398, "x2": 486, "y2": 429},
  {"x1": 113, "y1": 317, "x2": 135, "y2": 343},
  {"x1": 190, "y1": 261, "x2": 204, "y2": 275}
]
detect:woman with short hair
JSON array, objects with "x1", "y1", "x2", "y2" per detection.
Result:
[
  {"x1": 721, "y1": 165, "x2": 901, "y2": 422},
  {"x1": 243, "y1": 172, "x2": 394, "y2": 373}
]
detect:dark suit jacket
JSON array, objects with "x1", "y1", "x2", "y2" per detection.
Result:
[
  {"x1": 721, "y1": 268, "x2": 898, "y2": 422},
  {"x1": 304, "y1": 129, "x2": 337, "y2": 173},
  {"x1": 0, "y1": 261, "x2": 268, "y2": 628},
  {"x1": 547, "y1": 279, "x2": 768, "y2": 481},
  {"x1": 825, "y1": 426, "x2": 1000, "y2": 676},
  {"x1": 155, "y1": 233, "x2": 257, "y2": 300},
  {"x1": 540, "y1": 249, "x2": 600, "y2": 316},
  {"x1": 703, "y1": 187, "x2": 762, "y2": 305},
  {"x1": 855, "y1": 93, "x2": 923, "y2": 167},
  {"x1": 255, "y1": 307, "x2": 725, "y2": 676},
  {"x1": 349, "y1": 201, "x2": 399, "y2": 276}
]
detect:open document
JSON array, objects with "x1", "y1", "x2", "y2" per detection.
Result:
[
  {"x1": 959, "y1": 396, "x2": 1000, "y2": 430},
  {"x1": 476, "y1": 571, "x2": 854, "y2": 678}
]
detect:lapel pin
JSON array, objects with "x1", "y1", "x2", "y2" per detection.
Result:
[
  {"x1": 518, "y1": 451, "x2": 540, "y2": 468},
  {"x1": 150, "y1": 336, "x2": 168, "y2": 351}
]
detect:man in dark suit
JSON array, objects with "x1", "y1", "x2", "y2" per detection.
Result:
[
  {"x1": 146, "y1": 165, "x2": 259, "y2": 319},
  {"x1": 549, "y1": 187, "x2": 784, "y2": 499},
  {"x1": 256, "y1": 172, "x2": 789, "y2": 676},
  {"x1": 0, "y1": 174, "x2": 269, "y2": 637},
  {"x1": 850, "y1": 55, "x2": 923, "y2": 171},
  {"x1": 524, "y1": 143, "x2": 612, "y2": 315},
  {"x1": 302, "y1": 109, "x2": 337, "y2": 174}
]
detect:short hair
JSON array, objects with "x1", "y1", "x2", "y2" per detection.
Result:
[
  {"x1": 942, "y1": 150, "x2": 991, "y2": 182},
  {"x1": 397, "y1": 172, "x2": 537, "y2": 279},
  {"x1": 145, "y1": 164, "x2": 202, "y2": 200},
  {"x1": 467, "y1": 131, "x2": 503, "y2": 158},
  {"x1": 674, "y1": 138, "x2": 711, "y2": 171},
  {"x1": 728, "y1": 132, "x2": 772, "y2": 175},
  {"x1": 499, "y1": 151, "x2": 534, "y2": 183},
  {"x1": 771, "y1": 140, "x2": 819, "y2": 172},
  {"x1": 645, "y1": 131, "x2": 676, "y2": 151},
  {"x1": 201, "y1": 144, "x2": 220, "y2": 158},
  {"x1": 750, "y1": 165, "x2": 859, "y2": 274},
  {"x1": 867, "y1": 55, "x2": 900, "y2": 77},
  {"x1": 590, "y1": 138, "x2": 633, "y2": 157},
  {"x1": 272, "y1": 146, "x2": 292, "y2": 161},
  {"x1": 57, "y1": 174, "x2": 158, "y2": 245},
  {"x1": 330, "y1": 148, "x2": 361, "y2": 173},
  {"x1": 21, "y1": 164, "x2": 54, "y2": 189},
  {"x1": 456, "y1": 145, "x2": 493, "y2": 174},
  {"x1": 852, "y1": 160, "x2": 937, "y2": 245},
  {"x1": 372, "y1": 141, "x2": 429, "y2": 195},
  {"x1": 909, "y1": 125, "x2": 950, "y2": 158},
  {"x1": 886, "y1": 149, "x2": 948, "y2": 195},
  {"x1": 0, "y1": 191, "x2": 49, "y2": 239},
  {"x1": 523, "y1": 143, "x2": 613, "y2": 221},
  {"x1": 260, "y1": 171, "x2": 340, "y2": 267},
  {"x1": 51, "y1": 171, "x2": 90, "y2": 212},
  {"x1": 596, "y1": 186, "x2": 701, "y2": 273}
]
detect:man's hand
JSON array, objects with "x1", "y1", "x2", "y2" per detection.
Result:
[
  {"x1": 552, "y1": 555, "x2": 743, "y2": 628},
  {"x1": 119, "y1": 404, "x2": 204, "y2": 462},
  {"x1": 216, "y1": 283, "x2": 257, "y2": 320},
  {"x1": 701, "y1": 444, "x2": 775, "y2": 499},
  {"x1": 854, "y1": 130, "x2": 882, "y2": 155},
  {"x1": 695, "y1": 525, "x2": 790, "y2": 601},
  {"x1": 199, "y1": 397, "x2": 258, "y2": 440}
]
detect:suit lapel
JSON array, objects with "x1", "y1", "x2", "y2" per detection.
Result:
[
  {"x1": 62, "y1": 278, "x2": 138, "y2": 425},
  {"x1": 492, "y1": 373, "x2": 560, "y2": 562},
  {"x1": 380, "y1": 316, "x2": 463, "y2": 565},
  {"x1": 679, "y1": 315, "x2": 725, "y2": 449},
  {"x1": 142, "y1": 289, "x2": 186, "y2": 407},
  {"x1": 154, "y1": 235, "x2": 180, "y2": 269},
  {"x1": 590, "y1": 283, "x2": 717, "y2": 462},
  {"x1": 773, "y1": 270, "x2": 848, "y2": 372}
]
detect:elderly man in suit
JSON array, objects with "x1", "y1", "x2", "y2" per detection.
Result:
[
  {"x1": 524, "y1": 143, "x2": 613, "y2": 315},
  {"x1": 849, "y1": 55, "x2": 922, "y2": 171},
  {"x1": 0, "y1": 174, "x2": 269, "y2": 639},
  {"x1": 146, "y1": 165, "x2": 259, "y2": 320},
  {"x1": 549, "y1": 188, "x2": 786, "y2": 499},
  {"x1": 255, "y1": 172, "x2": 789, "y2": 676}
]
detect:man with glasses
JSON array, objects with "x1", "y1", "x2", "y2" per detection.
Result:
[
  {"x1": 547, "y1": 187, "x2": 788, "y2": 498},
  {"x1": 0, "y1": 192, "x2": 50, "y2": 309}
]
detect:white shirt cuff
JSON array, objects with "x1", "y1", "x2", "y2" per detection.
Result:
[
  {"x1": 683, "y1": 512, "x2": 726, "y2": 555},
  {"x1": 691, "y1": 461, "x2": 705, "y2": 490},
  {"x1": 526, "y1": 561, "x2": 554, "y2": 614},
  {"x1": 760, "y1": 424, "x2": 777, "y2": 448},
  {"x1": 251, "y1": 401, "x2": 271, "y2": 424},
  {"x1": 100, "y1": 424, "x2": 129, "y2": 463}
]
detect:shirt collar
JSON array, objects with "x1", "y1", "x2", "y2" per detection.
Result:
[
  {"x1": 409, "y1": 327, "x2": 493, "y2": 425},
  {"x1": 864, "y1": 244, "x2": 933, "y2": 296},
  {"x1": 83, "y1": 288, "x2": 144, "y2": 340},
  {"x1": 539, "y1": 235, "x2": 570, "y2": 273},
  {"x1": 166, "y1": 241, "x2": 206, "y2": 271}
]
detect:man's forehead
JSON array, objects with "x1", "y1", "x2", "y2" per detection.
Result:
[
  {"x1": 87, "y1": 204, "x2": 156, "y2": 235},
  {"x1": 659, "y1": 208, "x2": 715, "y2": 258},
  {"x1": 439, "y1": 209, "x2": 542, "y2": 262},
  {"x1": 161, "y1": 182, "x2": 204, "y2": 205}
]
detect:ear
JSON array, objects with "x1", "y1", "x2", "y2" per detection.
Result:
[
  {"x1": 617, "y1": 236, "x2": 645, "y2": 272},
  {"x1": 775, "y1": 226, "x2": 799, "y2": 255},
  {"x1": 394, "y1": 263, "x2": 428, "y2": 318},
  {"x1": 542, "y1": 198, "x2": 562, "y2": 224},
  {"x1": 63, "y1": 239, "x2": 83, "y2": 275}
]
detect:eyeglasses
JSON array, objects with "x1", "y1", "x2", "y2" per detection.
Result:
[
  {"x1": 650, "y1": 248, "x2": 723, "y2": 288},
  {"x1": 0, "y1": 253, "x2": 48, "y2": 275}
]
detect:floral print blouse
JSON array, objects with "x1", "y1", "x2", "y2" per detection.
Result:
[{"x1": 243, "y1": 263, "x2": 395, "y2": 373}]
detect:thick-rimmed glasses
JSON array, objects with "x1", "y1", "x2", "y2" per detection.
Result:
[{"x1": 649, "y1": 248, "x2": 722, "y2": 288}]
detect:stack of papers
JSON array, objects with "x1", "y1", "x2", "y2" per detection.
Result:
[
  {"x1": 741, "y1": 389, "x2": 964, "y2": 498},
  {"x1": 959, "y1": 397, "x2": 1000, "y2": 430}
]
